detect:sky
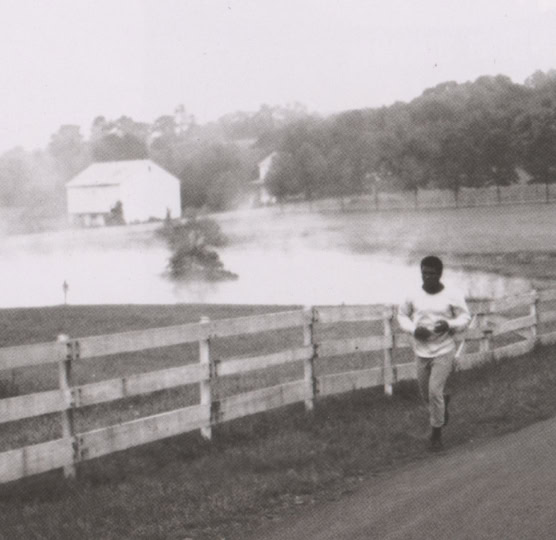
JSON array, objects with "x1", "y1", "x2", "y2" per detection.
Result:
[{"x1": 1, "y1": 0, "x2": 556, "y2": 153}]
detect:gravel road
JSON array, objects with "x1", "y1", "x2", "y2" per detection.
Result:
[{"x1": 249, "y1": 418, "x2": 556, "y2": 539}]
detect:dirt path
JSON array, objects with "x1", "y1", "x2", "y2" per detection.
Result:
[{"x1": 248, "y1": 418, "x2": 556, "y2": 539}]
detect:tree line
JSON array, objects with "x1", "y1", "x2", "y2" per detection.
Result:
[
  {"x1": 266, "y1": 70, "x2": 556, "y2": 202},
  {"x1": 0, "y1": 103, "x2": 309, "y2": 219},
  {"x1": 2, "y1": 70, "x2": 556, "y2": 223}
]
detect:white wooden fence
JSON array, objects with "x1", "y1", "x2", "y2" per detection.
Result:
[
  {"x1": 273, "y1": 184, "x2": 556, "y2": 213},
  {"x1": 1, "y1": 288, "x2": 555, "y2": 484}
]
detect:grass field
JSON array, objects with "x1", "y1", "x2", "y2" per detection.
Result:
[
  {"x1": 0, "y1": 202, "x2": 555, "y2": 539},
  {"x1": 0, "y1": 305, "x2": 555, "y2": 539},
  {"x1": 0, "y1": 304, "x2": 396, "y2": 453}
]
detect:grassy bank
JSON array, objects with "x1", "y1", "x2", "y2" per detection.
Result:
[{"x1": 0, "y1": 304, "x2": 556, "y2": 539}]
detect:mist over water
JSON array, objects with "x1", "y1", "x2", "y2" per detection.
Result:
[
  {"x1": 174, "y1": 247, "x2": 530, "y2": 306},
  {"x1": 0, "y1": 231, "x2": 530, "y2": 308}
]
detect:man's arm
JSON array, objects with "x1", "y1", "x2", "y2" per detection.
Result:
[{"x1": 448, "y1": 292, "x2": 472, "y2": 333}]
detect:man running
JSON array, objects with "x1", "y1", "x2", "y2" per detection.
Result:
[{"x1": 397, "y1": 255, "x2": 471, "y2": 451}]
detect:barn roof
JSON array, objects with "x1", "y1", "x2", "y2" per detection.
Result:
[{"x1": 66, "y1": 159, "x2": 178, "y2": 188}]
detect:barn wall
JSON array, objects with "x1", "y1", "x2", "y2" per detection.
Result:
[
  {"x1": 66, "y1": 161, "x2": 181, "y2": 225},
  {"x1": 120, "y1": 172, "x2": 181, "y2": 223},
  {"x1": 67, "y1": 185, "x2": 121, "y2": 215}
]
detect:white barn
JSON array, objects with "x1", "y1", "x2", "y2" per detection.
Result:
[{"x1": 66, "y1": 160, "x2": 181, "y2": 226}]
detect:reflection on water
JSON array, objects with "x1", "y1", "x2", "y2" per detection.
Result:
[{"x1": 0, "y1": 239, "x2": 530, "y2": 308}]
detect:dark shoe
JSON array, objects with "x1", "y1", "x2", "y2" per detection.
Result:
[
  {"x1": 429, "y1": 427, "x2": 443, "y2": 452},
  {"x1": 430, "y1": 437, "x2": 443, "y2": 452},
  {"x1": 444, "y1": 394, "x2": 451, "y2": 426}
]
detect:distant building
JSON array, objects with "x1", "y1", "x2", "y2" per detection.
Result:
[
  {"x1": 249, "y1": 152, "x2": 278, "y2": 207},
  {"x1": 515, "y1": 167, "x2": 533, "y2": 184},
  {"x1": 66, "y1": 159, "x2": 181, "y2": 226}
]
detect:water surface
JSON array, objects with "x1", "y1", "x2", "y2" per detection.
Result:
[{"x1": 0, "y1": 231, "x2": 530, "y2": 307}]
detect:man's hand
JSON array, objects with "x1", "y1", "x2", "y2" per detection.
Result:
[
  {"x1": 434, "y1": 320, "x2": 450, "y2": 334},
  {"x1": 414, "y1": 326, "x2": 432, "y2": 341}
]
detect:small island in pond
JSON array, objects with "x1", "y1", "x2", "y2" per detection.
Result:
[{"x1": 158, "y1": 215, "x2": 238, "y2": 281}]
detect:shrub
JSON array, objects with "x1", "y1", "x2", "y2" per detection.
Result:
[
  {"x1": 106, "y1": 201, "x2": 125, "y2": 226},
  {"x1": 158, "y1": 214, "x2": 237, "y2": 281},
  {"x1": 168, "y1": 245, "x2": 238, "y2": 281}
]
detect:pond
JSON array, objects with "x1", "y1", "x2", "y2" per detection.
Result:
[{"x1": 0, "y1": 230, "x2": 531, "y2": 308}]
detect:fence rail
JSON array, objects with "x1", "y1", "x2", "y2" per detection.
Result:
[
  {"x1": 271, "y1": 184, "x2": 556, "y2": 214},
  {"x1": 0, "y1": 287, "x2": 555, "y2": 485},
  {"x1": 0, "y1": 342, "x2": 65, "y2": 370}
]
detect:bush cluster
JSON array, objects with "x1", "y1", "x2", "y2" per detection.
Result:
[{"x1": 158, "y1": 215, "x2": 238, "y2": 281}]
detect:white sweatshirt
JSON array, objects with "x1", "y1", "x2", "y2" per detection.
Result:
[{"x1": 397, "y1": 284, "x2": 471, "y2": 358}]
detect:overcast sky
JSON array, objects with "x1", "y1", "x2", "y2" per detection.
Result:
[{"x1": 1, "y1": 0, "x2": 556, "y2": 153}]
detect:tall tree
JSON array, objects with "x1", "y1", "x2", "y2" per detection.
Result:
[
  {"x1": 92, "y1": 133, "x2": 148, "y2": 162},
  {"x1": 90, "y1": 116, "x2": 148, "y2": 162},
  {"x1": 266, "y1": 152, "x2": 302, "y2": 201},
  {"x1": 48, "y1": 125, "x2": 90, "y2": 183},
  {"x1": 179, "y1": 144, "x2": 251, "y2": 210}
]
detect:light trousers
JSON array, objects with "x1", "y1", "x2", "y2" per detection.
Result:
[{"x1": 416, "y1": 352, "x2": 455, "y2": 428}]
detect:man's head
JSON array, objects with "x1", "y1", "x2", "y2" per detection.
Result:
[{"x1": 420, "y1": 255, "x2": 443, "y2": 293}]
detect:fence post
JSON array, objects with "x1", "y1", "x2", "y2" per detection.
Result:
[
  {"x1": 57, "y1": 334, "x2": 77, "y2": 479},
  {"x1": 303, "y1": 306, "x2": 317, "y2": 411},
  {"x1": 479, "y1": 328, "x2": 493, "y2": 359},
  {"x1": 199, "y1": 316, "x2": 212, "y2": 440},
  {"x1": 382, "y1": 306, "x2": 394, "y2": 396},
  {"x1": 529, "y1": 290, "x2": 539, "y2": 343}
]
